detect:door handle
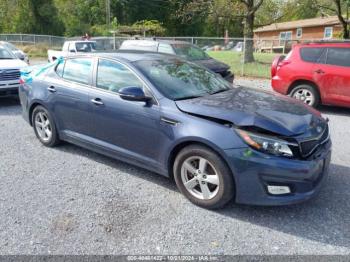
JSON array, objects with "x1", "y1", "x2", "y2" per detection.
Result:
[
  {"x1": 314, "y1": 69, "x2": 325, "y2": 74},
  {"x1": 47, "y1": 86, "x2": 56, "y2": 93},
  {"x1": 91, "y1": 98, "x2": 104, "y2": 106},
  {"x1": 161, "y1": 117, "x2": 180, "y2": 126}
]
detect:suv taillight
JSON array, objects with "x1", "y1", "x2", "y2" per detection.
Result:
[{"x1": 271, "y1": 55, "x2": 289, "y2": 77}]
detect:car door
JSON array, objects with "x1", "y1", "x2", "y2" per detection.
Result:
[
  {"x1": 46, "y1": 57, "x2": 94, "y2": 138},
  {"x1": 313, "y1": 47, "x2": 350, "y2": 105},
  {"x1": 90, "y1": 58, "x2": 163, "y2": 169}
]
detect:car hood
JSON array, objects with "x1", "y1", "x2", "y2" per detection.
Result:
[
  {"x1": 175, "y1": 87, "x2": 322, "y2": 137},
  {"x1": 194, "y1": 58, "x2": 230, "y2": 73},
  {"x1": 0, "y1": 59, "x2": 27, "y2": 69}
]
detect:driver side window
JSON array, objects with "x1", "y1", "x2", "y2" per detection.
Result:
[{"x1": 96, "y1": 59, "x2": 143, "y2": 93}]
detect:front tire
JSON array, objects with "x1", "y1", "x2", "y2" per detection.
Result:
[
  {"x1": 32, "y1": 106, "x2": 60, "y2": 147},
  {"x1": 173, "y1": 145, "x2": 235, "y2": 209},
  {"x1": 290, "y1": 84, "x2": 320, "y2": 108}
]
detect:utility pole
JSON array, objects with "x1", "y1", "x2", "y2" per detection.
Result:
[
  {"x1": 347, "y1": 0, "x2": 349, "y2": 38},
  {"x1": 106, "y1": 0, "x2": 111, "y2": 29}
]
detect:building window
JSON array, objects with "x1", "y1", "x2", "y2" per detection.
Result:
[
  {"x1": 279, "y1": 31, "x2": 292, "y2": 45},
  {"x1": 296, "y1": 28, "x2": 302, "y2": 38},
  {"x1": 324, "y1": 27, "x2": 333, "y2": 39}
]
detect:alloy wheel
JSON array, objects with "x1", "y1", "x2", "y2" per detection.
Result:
[
  {"x1": 34, "y1": 111, "x2": 52, "y2": 142},
  {"x1": 293, "y1": 88, "x2": 315, "y2": 105},
  {"x1": 180, "y1": 156, "x2": 220, "y2": 200}
]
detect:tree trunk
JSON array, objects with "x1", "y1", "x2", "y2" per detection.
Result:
[
  {"x1": 340, "y1": 18, "x2": 349, "y2": 39},
  {"x1": 244, "y1": 13, "x2": 255, "y2": 63},
  {"x1": 343, "y1": 23, "x2": 349, "y2": 39},
  {"x1": 334, "y1": 0, "x2": 349, "y2": 39}
]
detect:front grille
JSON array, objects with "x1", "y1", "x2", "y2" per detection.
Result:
[
  {"x1": 0, "y1": 69, "x2": 20, "y2": 81},
  {"x1": 299, "y1": 125, "x2": 329, "y2": 157}
]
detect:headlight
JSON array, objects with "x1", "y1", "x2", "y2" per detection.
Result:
[{"x1": 236, "y1": 129, "x2": 296, "y2": 157}]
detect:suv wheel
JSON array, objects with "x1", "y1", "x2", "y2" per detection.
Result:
[
  {"x1": 32, "y1": 106, "x2": 60, "y2": 147},
  {"x1": 173, "y1": 145, "x2": 235, "y2": 209},
  {"x1": 290, "y1": 84, "x2": 320, "y2": 107}
]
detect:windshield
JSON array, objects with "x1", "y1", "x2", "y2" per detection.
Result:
[
  {"x1": 172, "y1": 44, "x2": 210, "y2": 61},
  {"x1": 0, "y1": 47, "x2": 15, "y2": 59},
  {"x1": 75, "y1": 42, "x2": 97, "y2": 52},
  {"x1": 4, "y1": 43, "x2": 18, "y2": 51},
  {"x1": 134, "y1": 59, "x2": 232, "y2": 101}
]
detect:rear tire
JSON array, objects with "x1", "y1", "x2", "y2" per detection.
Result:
[
  {"x1": 32, "y1": 106, "x2": 60, "y2": 147},
  {"x1": 173, "y1": 145, "x2": 235, "y2": 209},
  {"x1": 290, "y1": 84, "x2": 320, "y2": 108}
]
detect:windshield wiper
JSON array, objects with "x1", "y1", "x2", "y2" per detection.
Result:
[
  {"x1": 210, "y1": 89, "x2": 229, "y2": 95},
  {"x1": 174, "y1": 95, "x2": 204, "y2": 101}
]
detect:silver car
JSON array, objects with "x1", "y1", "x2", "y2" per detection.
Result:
[{"x1": 0, "y1": 41, "x2": 29, "y2": 64}]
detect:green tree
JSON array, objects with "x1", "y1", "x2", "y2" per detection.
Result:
[
  {"x1": 54, "y1": 0, "x2": 105, "y2": 36},
  {"x1": 0, "y1": 0, "x2": 63, "y2": 35},
  {"x1": 316, "y1": 0, "x2": 350, "y2": 39},
  {"x1": 177, "y1": 0, "x2": 265, "y2": 62}
]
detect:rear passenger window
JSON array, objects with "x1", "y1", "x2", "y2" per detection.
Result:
[
  {"x1": 326, "y1": 48, "x2": 350, "y2": 67},
  {"x1": 300, "y1": 48, "x2": 325, "y2": 63},
  {"x1": 96, "y1": 59, "x2": 143, "y2": 93},
  {"x1": 62, "y1": 58, "x2": 92, "y2": 85}
]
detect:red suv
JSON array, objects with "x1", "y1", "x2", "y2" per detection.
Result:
[{"x1": 271, "y1": 42, "x2": 350, "y2": 108}]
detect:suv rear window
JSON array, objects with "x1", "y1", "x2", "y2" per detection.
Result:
[
  {"x1": 326, "y1": 48, "x2": 350, "y2": 67},
  {"x1": 300, "y1": 47, "x2": 325, "y2": 63}
]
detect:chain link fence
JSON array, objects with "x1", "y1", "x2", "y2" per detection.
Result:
[
  {"x1": 2, "y1": 34, "x2": 349, "y2": 78},
  {"x1": 88, "y1": 36, "x2": 300, "y2": 78},
  {"x1": 0, "y1": 34, "x2": 66, "y2": 47}
]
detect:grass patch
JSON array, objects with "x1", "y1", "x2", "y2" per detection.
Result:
[
  {"x1": 15, "y1": 44, "x2": 50, "y2": 58},
  {"x1": 208, "y1": 51, "x2": 277, "y2": 79}
]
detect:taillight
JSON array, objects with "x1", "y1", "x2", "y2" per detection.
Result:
[
  {"x1": 271, "y1": 55, "x2": 288, "y2": 77},
  {"x1": 278, "y1": 60, "x2": 291, "y2": 67}
]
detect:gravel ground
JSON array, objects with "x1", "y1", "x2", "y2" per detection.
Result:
[
  {"x1": 0, "y1": 82, "x2": 350, "y2": 255},
  {"x1": 235, "y1": 77, "x2": 271, "y2": 90}
]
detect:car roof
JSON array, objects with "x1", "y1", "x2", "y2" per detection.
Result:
[
  {"x1": 66, "y1": 40, "x2": 96, "y2": 44},
  {"x1": 68, "y1": 50, "x2": 181, "y2": 63},
  {"x1": 0, "y1": 41, "x2": 14, "y2": 47},
  {"x1": 297, "y1": 41, "x2": 350, "y2": 47},
  {"x1": 122, "y1": 39, "x2": 191, "y2": 45},
  {"x1": 0, "y1": 44, "x2": 11, "y2": 50}
]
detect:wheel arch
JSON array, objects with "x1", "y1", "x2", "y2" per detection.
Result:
[
  {"x1": 28, "y1": 101, "x2": 51, "y2": 126},
  {"x1": 166, "y1": 140, "x2": 236, "y2": 185},
  {"x1": 28, "y1": 102, "x2": 44, "y2": 126},
  {"x1": 287, "y1": 79, "x2": 322, "y2": 102}
]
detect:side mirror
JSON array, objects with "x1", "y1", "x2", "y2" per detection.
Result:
[
  {"x1": 69, "y1": 49, "x2": 76, "y2": 53},
  {"x1": 18, "y1": 54, "x2": 25, "y2": 61},
  {"x1": 118, "y1": 86, "x2": 152, "y2": 102}
]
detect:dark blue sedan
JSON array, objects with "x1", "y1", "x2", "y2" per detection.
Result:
[{"x1": 19, "y1": 51, "x2": 332, "y2": 209}]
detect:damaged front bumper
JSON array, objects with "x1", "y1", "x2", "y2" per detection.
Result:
[{"x1": 224, "y1": 139, "x2": 332, "y2": 206}]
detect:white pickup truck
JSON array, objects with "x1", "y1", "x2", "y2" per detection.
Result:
[{"x1": 47, "y1": 41, "x2": 98, "y2": 62}]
